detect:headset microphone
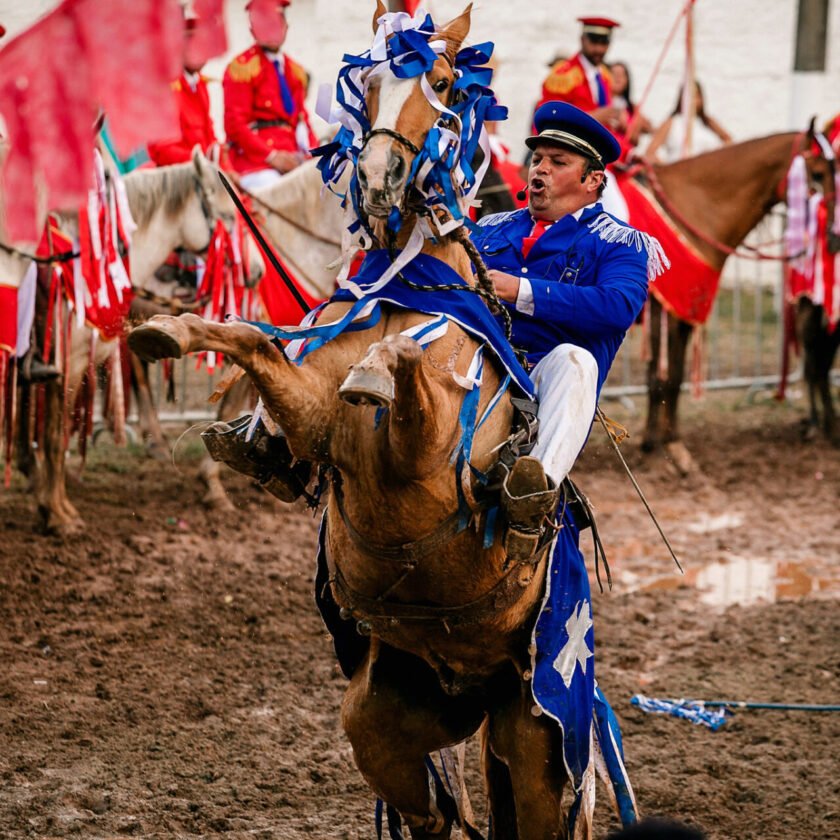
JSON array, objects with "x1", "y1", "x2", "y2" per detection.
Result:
[{"x1": 516, "y1": 186, "x2": 528, "y2": 201}]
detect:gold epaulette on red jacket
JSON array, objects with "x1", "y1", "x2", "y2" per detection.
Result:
[
  {"x1": 227, "y1": 47, "x2": 262, "y2": 84},
  {"x1": 286, "y1": 56, "x2": 310, "y2": 92},
  {"x1": 543, "y1": 61, "x2": 584, "y2": 96}
]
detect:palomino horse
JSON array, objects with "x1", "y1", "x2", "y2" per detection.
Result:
[
  {"x1": 130, "y1": 5, "x2": 609, "y2": 837},
  {"x1": 638, "y1": 130, "x2": 834, "y2": 470},
  {"x1": 16, "y1": 150, "x2": 261, "y2": 533}
]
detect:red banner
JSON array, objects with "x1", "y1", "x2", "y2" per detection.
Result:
[
  {"x1": 618, "y1": 176, "x2": 721, "y2": 325},
  {"x1": 0, "y1": 0, "x2": 183, "y2": 240},
  {"x1": 0, "y1": 284, "x2": 16, "y2": 354}
]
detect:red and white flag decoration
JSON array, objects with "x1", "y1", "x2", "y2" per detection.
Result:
[{"x1": 0, "y1": 0, "x2": 183, "y2": 241}]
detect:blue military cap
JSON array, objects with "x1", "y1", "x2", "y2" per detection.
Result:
[{"x1": 526, "y1": 101, "x2": 621, "y2": 166}]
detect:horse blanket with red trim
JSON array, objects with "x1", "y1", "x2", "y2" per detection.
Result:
[{"x1": 615, "y1": 174, "x2": 721, "y2": 324}]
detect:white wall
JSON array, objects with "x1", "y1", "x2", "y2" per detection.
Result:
[
  {"x1": 2, "y1": 0, "x2": 839, "y2": 158},
  {"x1": 206, "y1": 0, "x2": 840, "y2": 161}
]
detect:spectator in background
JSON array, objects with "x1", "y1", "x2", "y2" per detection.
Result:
[
  {"x1": 535, "y1": 17, "x2": 626, "y2": 135},
  {"x1": 223, "y1": 0, "x2": 316, "y2": 192},
  {"x1": 608, "y1": 61, "x2": 653, "y2": 148},
  {"x1": 147, "y1": 8, "x2": 221, "y2": 167},
  {"x1": 645, "y1": 80, "x2": 732, "y2": 162}
]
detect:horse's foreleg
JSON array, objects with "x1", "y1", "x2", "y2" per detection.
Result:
[
  {"x1": 339, "y1": 334, "x2": 458, "y2": 480},
  {"x1": 36, "y1": 378, "x2": 83, "y2": 535},
  {"x1": 642, "y1": 299, "x2": 664, "y2": 452},
  {"x1": 342, "y1": 644, "x2": 483, "y2": 839},
  {"x1": 484, "y1": 677, "x2": 568, "y2": 840},
  {"x1": 128, "y1": 314, "x2": 326, "y2": 458},
  {"x1": 129, "y1": 353, "x2": 169, "y2": 459},
  {"x1": 661, "y1": 314, "x2": 692, "y2": 444}
]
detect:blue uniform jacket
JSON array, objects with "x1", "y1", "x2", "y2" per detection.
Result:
[{"x1": 471, "y1": 203, "x2": 651, "y2": 395}]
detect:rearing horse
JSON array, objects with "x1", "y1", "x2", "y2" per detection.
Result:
[{"x1": 129, "y1": 6, "x2": 627, "y2": 838}]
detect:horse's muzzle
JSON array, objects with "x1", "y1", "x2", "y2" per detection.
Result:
[{"x1": 358, "y1": 148, "x2": 409, "y2": 217}]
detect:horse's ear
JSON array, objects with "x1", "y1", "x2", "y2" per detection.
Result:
[
  {"x1": 438, "y1": 3, "x2": 472, "y2": 61},
  {"x1": 806, "y1": 115, "x2": 817, "y2": 139},
  {"x1": 192, "y1": 145, "x2": 214, "y2": 185},
  {"x1": 372, "y1": 0, "x2": 386, "y2": 34}
]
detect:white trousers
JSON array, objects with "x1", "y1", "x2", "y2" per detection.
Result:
[
  {"x1": 529, "y1": 343, "x2": 599, "y2": 485},
  {"x1": 238, "y1": 168, "x2": 283, "y2": 192}
]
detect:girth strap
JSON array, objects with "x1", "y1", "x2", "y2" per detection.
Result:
[{"x1": 326, "y1": 532, "x2": 549, "y2": 631}]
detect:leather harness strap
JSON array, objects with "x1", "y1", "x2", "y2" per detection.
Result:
[
  {"x1": 332, "y1": 474, "x2": 469, "y2": 566},
  {"x1": 325, "y1": 530, "x2": 549, "y2": 632}
]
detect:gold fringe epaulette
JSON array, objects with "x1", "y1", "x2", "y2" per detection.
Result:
[
  {"x1": 288, "y1": 58, "x2": 310, "y2": 92},
  {"x1": 227, "y1": 54, "x2": 261, "y2": 84},
  {"x1": 543, "y1": 64, "x2": 584, "y2": 96}
]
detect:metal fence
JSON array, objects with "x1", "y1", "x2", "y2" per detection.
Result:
[{"x1": 144, "y1": 212, "x2": 837, "y2": 425}]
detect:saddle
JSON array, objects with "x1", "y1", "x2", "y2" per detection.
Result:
[{"x1": 201, "y1": 398, "x2": 598, "y2": 541}]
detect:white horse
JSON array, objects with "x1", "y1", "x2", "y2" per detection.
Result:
[
  {"x1": 15, "y1": 150, "x2": 264, "y2": 533},
  {"x1": 250, "y1": 159, "x2": 347, "y2": 299}
]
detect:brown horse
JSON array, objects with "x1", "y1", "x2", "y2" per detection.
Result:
[
  {"x1": 638, "y1": 130, "x2": 834, "y2": 470},
  {"x1": 128, "y1": 5, "x2": 617, "y2": 837}
]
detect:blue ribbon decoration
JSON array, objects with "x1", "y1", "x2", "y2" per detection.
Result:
[{"x1": 312, "y1": 17, "x2": 507, "y2": 243}]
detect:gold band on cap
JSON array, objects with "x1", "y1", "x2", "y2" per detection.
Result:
[
  {"x1": 533, "y1": 129, "x2": 602, "y2": 162},
  {"x1": 582, "y1": 25, "x2": 612, "y2": 37}
]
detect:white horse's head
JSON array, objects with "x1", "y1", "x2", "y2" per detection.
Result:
[{"x1": 124, "y1": 150, "x2": 264, "y2": 287}]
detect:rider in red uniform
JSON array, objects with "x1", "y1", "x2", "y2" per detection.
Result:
[
  {"x1": 535, "y1": 17, "x2": 626, "y2": 140},
  {"x1": 223, "y1": 0, "x2": 316, "y2": 191},
  {"x1": 147, "y1": 12, "x2": 221, "y2": 166}
]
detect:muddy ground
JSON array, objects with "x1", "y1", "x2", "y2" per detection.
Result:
[{"x1": 1, "y1": 392, "x2": 838, "y2": 839}]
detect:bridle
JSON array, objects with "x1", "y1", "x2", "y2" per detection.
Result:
[
  {"x1": 361, "y1": 126, "x2": 423, "y2": 158},
  {"x1": 191, "y1": 174, "x2": 220, "y2": 255}
]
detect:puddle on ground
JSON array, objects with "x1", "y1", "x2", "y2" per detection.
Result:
[{"x1": 619, "y1": 553, "x2": 840, "y2": 608}]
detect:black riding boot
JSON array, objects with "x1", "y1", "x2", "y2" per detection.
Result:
[{"x1": 201, "y1": 414, "x2": 312, "y2": 503}]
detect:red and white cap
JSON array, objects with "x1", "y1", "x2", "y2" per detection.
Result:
[{"x1": 578, "y1": 16, "x2": 620, "y2": 38}]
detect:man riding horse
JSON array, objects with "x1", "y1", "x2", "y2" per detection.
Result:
[
  {"x1": 134, "y1": 7, "x2": 669, "y2": 834},
  {"x1": 475, "y1": 101, "x2": 664, "y2": 555},
  {"x1": 205, "y1": 100, "x2": 665, "y2": 564}
]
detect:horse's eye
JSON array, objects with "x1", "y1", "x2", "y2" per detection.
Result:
[{"x1": 432, "y1": 78, "x2": 449, "y2": 94}]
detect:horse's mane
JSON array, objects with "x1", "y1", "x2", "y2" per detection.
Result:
[
  {"x1": 655, "y1": 131, "x2": 797, "y2": 178},
  {"x1": 123, "y1": 162, "x2": 198, "y2": 228}
]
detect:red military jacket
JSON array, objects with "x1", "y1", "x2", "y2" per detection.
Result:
[
  {"x1": 223, "y1": 45, "x2": 317, "y2": 175},
  {"x1": 147, "y1": 73, "x2": 218, "y2": 166},
  {"x1": 535, "y1": 53, "x2": 612, "y2": 114}
]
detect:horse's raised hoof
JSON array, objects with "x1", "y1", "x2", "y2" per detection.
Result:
[
  {"x1": 128, "y1": 318, "x2": 189, "y2": 362},
  {"x1": 339, "y1": 368, "x2": 395, "y2": 409}
]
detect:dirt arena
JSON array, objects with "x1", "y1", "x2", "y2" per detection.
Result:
[{"x1": 1, "y1": 392, "x2": 838, "y2": 839}]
